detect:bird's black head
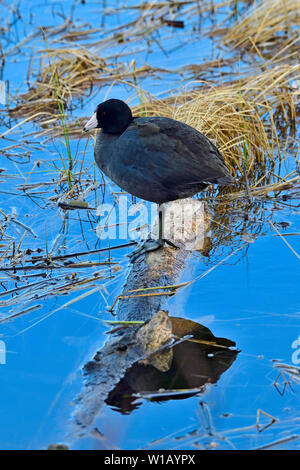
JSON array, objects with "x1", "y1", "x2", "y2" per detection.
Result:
[{"x1": 83, "y1": 99, "x2": 133, "y2": 134}]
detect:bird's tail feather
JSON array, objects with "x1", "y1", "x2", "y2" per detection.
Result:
[{"x1": 215, "y1": 174, "x2": 235, "y2": 185}]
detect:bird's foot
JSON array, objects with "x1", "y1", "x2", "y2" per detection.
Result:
[{"x1": 128, "y1": 238, "x2": 179, "y2": 263}]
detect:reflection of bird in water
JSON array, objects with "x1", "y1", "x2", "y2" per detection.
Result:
[
  {"x1": 104, "y1": 315, "x2": 238, "y2": 414},
  {"x1": 84, "y1": 99, "x2": 234, "y2": 258}
]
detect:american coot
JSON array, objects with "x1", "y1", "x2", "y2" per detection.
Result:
[{"x1": 83, "y1": 98, "x2": 234, "y2": 257}]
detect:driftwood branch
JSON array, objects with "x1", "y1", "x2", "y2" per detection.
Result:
[
  {"x1": 115, "y1": 198, "x2": 208, "y2": 321},
  {"x1": 66, "y1": 198, "x2": 238, "y2": 443}
]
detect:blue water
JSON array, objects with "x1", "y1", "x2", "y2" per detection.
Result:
[{"x1": 0, "y1": 0, "x2": 300, "y2": 450}]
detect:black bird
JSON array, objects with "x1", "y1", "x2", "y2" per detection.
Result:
[{"x1": 83, "y1": 98, "x2": 234, "y2": 257}]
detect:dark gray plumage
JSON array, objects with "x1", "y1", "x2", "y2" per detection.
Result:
[{"x1": 83, "y1": 98, "x2": 234, "y2": 204}]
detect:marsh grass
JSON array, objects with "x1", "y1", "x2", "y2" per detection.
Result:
[
  {"x1": 1, "y1": 0, "x2": 300, "y2": 316},
  {"x1": 5, "y1": 0, "x2": 298, "y2": 193},
  {"x1": 12, "y1": 58, "x2": 299, "y2": 185},
  {"x1": 8, "y1": 47, "x2": 173, "y2": 125},
  {"x1": 1, "y1": 0, "x2": 300, "y2": 452},
  {"x1": 130, "y1": 63, "x2": 299, "y2": 178},
  {"x1": 222, "y1": 0, "x2": 300, "y2": 52},
  {"x1": 6, "y1": 0, "x2": 249, "y2": 126},
  {"x1": 48, "y1": 56, "x2": 73, "y2": 189}
]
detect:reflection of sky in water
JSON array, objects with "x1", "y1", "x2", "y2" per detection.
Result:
[
  {"x1": 0, "y1": 0, "x2": 299, "y2": 450},
  {"x1": 1, "y1": 211, "x2": 299, "y2": 450}
]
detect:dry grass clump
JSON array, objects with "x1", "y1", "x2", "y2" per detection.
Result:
[
  {"x1": 23, "y1": 63, "x2": 299, "y2": 180},
  {"x1": 9, "y1": 48, "x2": 164, "y2": 125},
  {"x1": 7, "y1": 0, "x2": 243, "y2": 126},
  {"x1": 223, "y1": 0, "x2": 300, "y2": 52},
  {"x1": 4, "y1": 0, "x2": 299, "y2": 184},
  {"x1": 131, "y1": 64, "x2": 299, "y2": 176}
]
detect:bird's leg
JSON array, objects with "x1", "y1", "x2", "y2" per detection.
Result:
[
  {"x1": 158, "y1": 205, "x2": 163, "y2": 245},
  {"x1": 128, "y1": 203, "x2": 178, "y2": 263},
  {"x1": 158, "y1": 204, "x2": 178, "y2": 249}
]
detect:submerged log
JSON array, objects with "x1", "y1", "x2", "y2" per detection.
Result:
[
  {"x1": 115, "y1": 198, "x2": 209, "y2": 321},
  {"x1": 70, "y1": 198, "x2": 212, "y2": 438}
]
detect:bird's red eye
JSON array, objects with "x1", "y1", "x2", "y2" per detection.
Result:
[{"x1": 102, "y1": 111, "x2": 106, "y2": 116}]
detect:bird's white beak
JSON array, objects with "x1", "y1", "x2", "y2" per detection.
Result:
[{"x1": 83, "y1": 112, "x2": 98, "y2": 132}]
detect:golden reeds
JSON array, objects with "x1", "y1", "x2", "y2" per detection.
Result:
[
  {"x1": 8, "y1": 47, "x2": 171, "y2": 126},
  {"x1": 130, "y1": 64, "x2": 299, "y2": 175},
  {"x1": 10, "y1": 61, "x2": 299, "y2": 180},
  {"x1": 1, "y1": 1, "x2": 300, "y2": 336},
  {"x1": 7, "y1": 0, "x2": 241, "y2": 125},
  {"x1": 223, "y1": 0, "x2": 300, "y2": 52},
  {"x1": 4, "y1": 0, "x2": 300, "y2": 183}
]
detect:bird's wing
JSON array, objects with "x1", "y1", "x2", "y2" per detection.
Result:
[
  {"x1": 117, "y1": 117, "x2": 232, "y2": 186},
  {"x1": 105, "y1": 117, "x2": 233, "y2": 202}
]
